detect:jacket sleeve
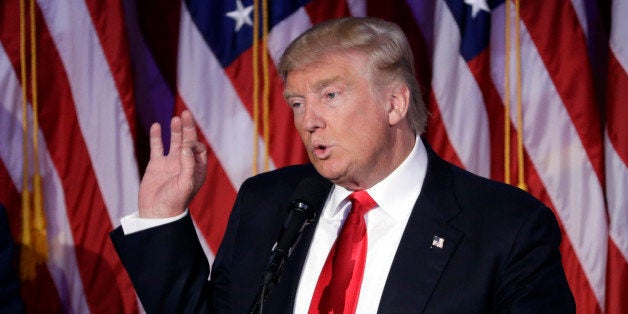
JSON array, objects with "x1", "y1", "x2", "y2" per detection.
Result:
[
  {"x1": 109, "y1": 183, "x2": 250, "y2": 314},
  {"x1": 110, "y1": 213, "x2": 212, "y2": 313}
]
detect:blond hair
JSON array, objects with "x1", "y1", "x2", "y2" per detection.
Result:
[{"x1": 278, "y1": 17, "x2": 427, "y2": 134}]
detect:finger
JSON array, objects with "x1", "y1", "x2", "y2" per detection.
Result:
[
  {"x1": 181, "y1": 141, "x2": 206, "y2": 163},
  {"x1": 193, "y1": 141, "x2": 208, "y2": 166},
  {"x1": 169, "y1": 115, "x2": 183, "y2": 155},
  {"x1": 149, "y1": 123, "x2": 164, "y2": 158},
  {"x1": 181, "y1": 110, "x2": 198, "y2": 143},
  {"x1": 180, "y1": 141, "x2": 207, "y2": 182}
]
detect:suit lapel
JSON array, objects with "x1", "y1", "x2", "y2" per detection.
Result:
[{"x1": 378, "y1": 145, "x2": 464, "y2": 313}]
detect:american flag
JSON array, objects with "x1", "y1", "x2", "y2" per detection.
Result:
[{"x1": 0, "y1": 0, "x2": 625, "y2": 313}]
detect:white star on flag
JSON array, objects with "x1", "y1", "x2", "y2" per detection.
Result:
[
  {"x1": 464, "y1": 0, "x2": 490, "y2": 18},
  {"x1": 226, "y1": 0, "x2": 253, "y2": 32}
]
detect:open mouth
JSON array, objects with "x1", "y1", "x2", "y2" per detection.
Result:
[{"x1": 312, "y1": 144, "x2": 330, "y2": 159}]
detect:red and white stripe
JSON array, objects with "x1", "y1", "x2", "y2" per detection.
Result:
[
  {"x1": 0, "y1": 42, "x2": 89, "y2": 313},
  {"x1": 431, "y1": 1, "x2": 491, "y2": 177},
  {"x1": 176, "y1": 2, "x2": 266, "y2": 260},
  {"x1": 498, "y1": 2, "x2": 606, "y2": 310},
  {"x1": 36, "y1": 0, "x2": 139, "y2": 227},
  {"x1": 605, "y1": 1, "x2": 628, "y2": 313},
  {"x1": 0, "y1": 0, "x2": 140, "y2": 312}
]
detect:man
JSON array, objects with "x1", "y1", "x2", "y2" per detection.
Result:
[{"x1": 111, "y1": 17, "x2": 575, "y2": 313}]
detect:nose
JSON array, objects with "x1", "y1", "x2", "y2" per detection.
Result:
[{"x1": 301, "y1": 102, "x2": 325, "y2": 133}]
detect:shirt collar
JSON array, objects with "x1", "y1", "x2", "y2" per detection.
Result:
[{"x1": 324, "y1": 137, "x2": 428, "y2": 221}]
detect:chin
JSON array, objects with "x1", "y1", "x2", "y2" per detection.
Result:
[{"x1": 311, "y1": 162, "x2": 341, "y2": 182}]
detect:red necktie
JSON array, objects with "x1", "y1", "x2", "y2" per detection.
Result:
[{"x1": 309, "y1": 191, "x2": 377, "y2": 314}]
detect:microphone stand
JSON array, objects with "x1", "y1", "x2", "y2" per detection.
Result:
[
  {"x1": 247, "y1": 177, "x2": 330, "y2": 313},
  {"x1": 248, "y1": 283, "x2": 268, "y2": 314},
  {"x1": 248, "y1": 201, "x2": 311, "y2": 314}
]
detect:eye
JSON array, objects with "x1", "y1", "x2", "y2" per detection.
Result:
[
  {"x1": 290, "y1": 101, "x2": 303, "y2": 109},
  {"x1": 326, "y1": 92, "x2": 336, "y2": 99}
]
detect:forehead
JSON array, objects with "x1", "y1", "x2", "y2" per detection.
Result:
[{"x1": 283, "y1": 54, "x2": 368, "y2": 95}]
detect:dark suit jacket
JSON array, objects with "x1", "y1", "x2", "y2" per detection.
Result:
[{"x1": 111, "y1": 142, "x2": 575, "y2": 313}]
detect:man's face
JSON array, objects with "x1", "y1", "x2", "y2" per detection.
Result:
[{"x1": 284, "y1": 53, "x2": 396, "y2": 190}]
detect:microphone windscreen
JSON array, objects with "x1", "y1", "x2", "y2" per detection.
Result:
[{"x1": 290, "y1": 176, "x2": 332, "y2": 215}]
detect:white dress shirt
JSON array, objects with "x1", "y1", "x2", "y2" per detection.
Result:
[
  {"x1": 293, "y1": 138, "x2": 427, "y2": 313},
  {"x1": 121, "y1": 210, "x2": 188, "y2": 235},
  {"x1": 121, "y1": 139, "x2": 428, "y2": 314}
]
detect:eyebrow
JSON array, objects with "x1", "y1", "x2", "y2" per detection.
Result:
[
  {"x1": 313, "y1": 75, "x2": 342, "y2": 91},
  {"x1": 283, "y1": 75, "x2": 344, "y2": 99}
]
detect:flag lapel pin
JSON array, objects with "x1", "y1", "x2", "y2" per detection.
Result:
[{"x1": 431, "y1": 235, "x2": 445, "y2": 249}]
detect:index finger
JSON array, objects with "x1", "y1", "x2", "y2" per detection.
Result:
[
  {"x1": 181, "y1": 110, "x2": 198, "y2": 143},
  {"x1": 149, "y1": 122, "x2": 164, "y2": 158}
]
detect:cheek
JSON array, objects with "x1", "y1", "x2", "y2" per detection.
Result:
[
  {"x1": 293, "y1": 119, "x2": 310, "y2": 145},
  {"x1": 292, "y1": 113, "x2": 304, "y2": 132},
  {"x1": 343, "y1": 107, "x2": 386, "y2": 136},
  {"x1": 292, "y1": 110, "x2": 299, "y2": 124}
]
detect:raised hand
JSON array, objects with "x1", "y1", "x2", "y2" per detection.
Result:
[{"x1": 138, "y1": 110, "x2": 208, "y2": 218}]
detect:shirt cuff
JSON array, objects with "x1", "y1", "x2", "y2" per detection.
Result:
[{"x1": 120, "y1": 209, "x2": 189, "y2": 235}]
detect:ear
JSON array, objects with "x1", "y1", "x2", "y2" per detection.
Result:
[{"x1": 387, "y1": 83, "x2": 410, "y2": 126}]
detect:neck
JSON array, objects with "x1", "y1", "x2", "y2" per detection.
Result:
[{"x1": 343, "y1": 129, "x2": 416, "y2": 191}]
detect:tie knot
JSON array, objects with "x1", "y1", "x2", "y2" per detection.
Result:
[{"x1": 348, "y1": 190, "x2": 377, "y2": 216}]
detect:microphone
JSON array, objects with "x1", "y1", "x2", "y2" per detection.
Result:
[{"x1": 249, "y1": 176, "x2": 331, "y2": 313}]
